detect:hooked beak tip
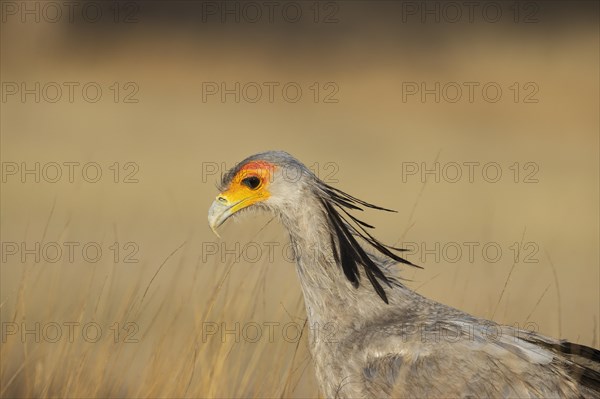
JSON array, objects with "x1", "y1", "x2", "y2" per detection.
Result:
[
  {"x1": 208, "y1": 199, "x2": 232, "y2": 238},
  {"x1": 209, "y1": 223, "x2": 222, "y2": 239}
]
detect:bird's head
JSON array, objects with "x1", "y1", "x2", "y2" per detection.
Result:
[
  {"x1": 207, "y1": 151, "x2": 313, "y2": 236},
  {"x1": 208, "y1": 150, "x2": 420, "y2": 303}
]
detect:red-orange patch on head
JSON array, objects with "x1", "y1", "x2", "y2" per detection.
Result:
[
  {"x1": 239, "y1": 161, "x2": 276, "y2": 173},
  {"x1": 234, "y1": 160, "x2": 276, "y2": 184}
]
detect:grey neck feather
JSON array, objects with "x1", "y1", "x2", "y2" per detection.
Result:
[{"x1": 277, "y1": 193, "x2": 411, "y2": 334}]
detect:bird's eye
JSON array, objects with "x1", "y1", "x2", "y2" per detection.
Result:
[{"x1": 241, "y1": 176, "x2": 261, "y2": 190}]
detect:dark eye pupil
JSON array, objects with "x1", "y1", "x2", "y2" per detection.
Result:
[{"x1": 242, "y1": 176, "x2": 261, "y2": 189}]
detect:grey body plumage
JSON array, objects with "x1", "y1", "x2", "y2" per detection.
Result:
[{"x1": 208, "y1": 151, "x2": 600, "y2": 398}]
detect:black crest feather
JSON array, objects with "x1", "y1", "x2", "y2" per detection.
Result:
[{"x1": 319, "y1": 183, "x2": 421, "y2": 304}]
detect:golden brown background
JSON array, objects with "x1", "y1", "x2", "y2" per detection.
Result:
[{"x1": 1, "y1": 1, "x2": 598, "y2": 397}]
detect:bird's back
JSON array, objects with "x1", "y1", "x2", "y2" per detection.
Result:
[{"x1": 314, "y1": 292, "x2": 600, "y2": 398}]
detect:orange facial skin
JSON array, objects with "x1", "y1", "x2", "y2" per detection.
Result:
[{"x1": 216, "y1": 161, "x2": 276, "y2": 214}]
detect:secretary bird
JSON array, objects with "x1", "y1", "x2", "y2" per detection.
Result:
[{"x1": 208, "y1": 151, "x2": 600, "y2": 398}]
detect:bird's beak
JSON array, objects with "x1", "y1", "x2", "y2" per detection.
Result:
[
  {"x1": 208, "y1": 191, "x2": 265, "y2": 237},
  {"x1": 207, "y1": 197, "x2": 233, "y2": 238}
]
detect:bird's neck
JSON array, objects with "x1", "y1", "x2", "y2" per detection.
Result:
[{"x1": 279, "y1": 197, "x2": 394, "y2": 332}]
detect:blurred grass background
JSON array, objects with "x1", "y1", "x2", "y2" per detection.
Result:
[{"x1": 1, "y1": 1, "x2": 598, "y2": 397}]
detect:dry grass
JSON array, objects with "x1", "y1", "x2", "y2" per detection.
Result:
[{"x1": 1, "y1": 212, "x2": 319, "y2": 397}]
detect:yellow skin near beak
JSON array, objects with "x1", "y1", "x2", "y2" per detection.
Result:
[{"x1": 208, "y1": 166, "x2": 272, "y2": 237}]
